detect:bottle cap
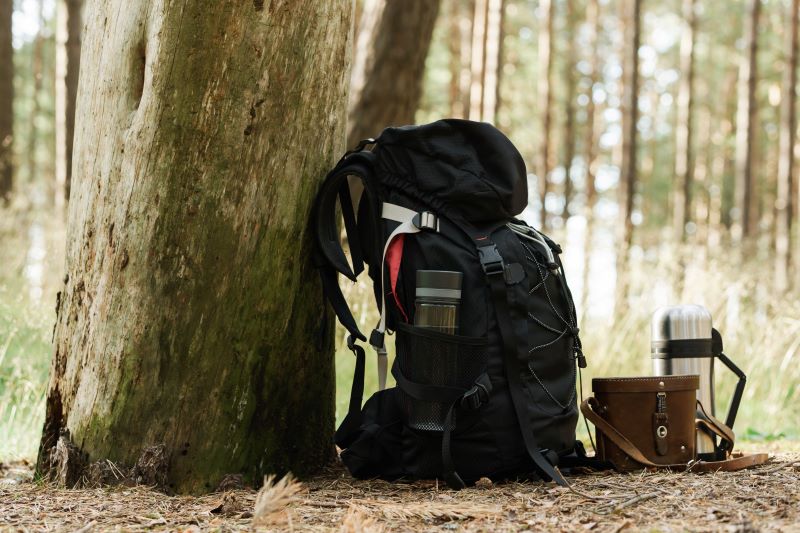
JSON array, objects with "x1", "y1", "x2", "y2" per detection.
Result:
[{"x1": 415, "y1": 270, "x2": 462, "y2": 301}]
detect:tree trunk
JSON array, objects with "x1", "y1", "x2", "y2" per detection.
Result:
[
  {"x1": 0, "y1": 0, "x2": 12, "y2": 202},
  {"x1": 561, "y1": 0, "x2": 577, "y2": 221},
  {"x1": 468, "y1": 0, "x2": 488, "y2": 120},
  {"x1": 777, "y1": 0, "x2": 799, "y2": 291},
  {"x1": 673, "y1": 0, "x2": 696, "y2": 241},
  {"x1": 26, "y1": 0, "x2": 45, "y2": 190},
  {"x1": 537, "y1": 0, "x2": 554, "y2": 230},
  {"x1": 581, "y1": 0, "x2": 600, "y2": 313},
  {"x1": 448, "y1": 0, "x2": 464, "y2": 118},
  {"x1": 733, "y1": 0, "x2": 760, "y2": 241},
  {"x1": 459, "y1": 0, "x2": 475, "y2": 119},
  {"x1": 481, "y1": 0, "x2": 504, "y2": 123},
  {"x1": 692, "y1": 81, "x2": 711, "y2": 251},
  {"x1": 38, "y1": 0, "x2": 353, "y2": 494},
  {"x1": 64, "y1": 0, "x2": 81, "y2": 203},
  {"x1": 614, "y1": 0, "x2": 641, "y2": 316},
  {"x1": 348, "y1": 0, "x2": 441, "y2": 144},
  {"x1": 56, "y1": 0, "x2": 82, "y2": 210}
]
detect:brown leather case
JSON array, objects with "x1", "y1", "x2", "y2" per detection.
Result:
[{"x1": 587, "y1": 375, "x2": 699, "y2": 471}]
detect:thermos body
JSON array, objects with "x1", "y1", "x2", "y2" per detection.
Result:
[{"x1": 651, "y1": 305, "x2": 717, "y2": 455}]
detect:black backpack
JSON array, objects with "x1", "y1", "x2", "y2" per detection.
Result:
[{"x1": 311, "y1": 119, "x2": 586, "y2": 488}]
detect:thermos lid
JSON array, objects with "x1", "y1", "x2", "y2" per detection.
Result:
[
  {"x1": 416, "y1": 270, "x2": 462, "y2": 301},
  {"x1": 651, "y1": 304, "x2": 713, "y2": 358}
]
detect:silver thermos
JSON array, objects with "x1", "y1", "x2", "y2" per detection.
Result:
[{"x1": 651, "y1": 305, "x2": 746, "y2": 460}]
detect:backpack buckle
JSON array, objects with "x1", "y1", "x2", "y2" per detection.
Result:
[
  {"x1": 461, "y1": 376, "x2": 491, "y2": 410},
  {"x1": 478, "y1": 244, "x2": 504, "y2": 275},
  {"x1": 412, "y1": 211, "x2": 439, "y2": 231}
]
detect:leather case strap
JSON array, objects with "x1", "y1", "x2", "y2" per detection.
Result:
[{"x1": 580, "y1": 398, "x2": 770, "y2": 472}]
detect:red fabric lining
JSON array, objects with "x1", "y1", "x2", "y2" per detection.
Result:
[{"x1": 386, "y1": 234, "x2": 408, "y2": 322}]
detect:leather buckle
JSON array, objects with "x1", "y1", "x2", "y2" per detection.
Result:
[
  {"x1": 478, "y1": 244, "x2": 504, "y2": 275},
  {"x1": 411, "y1": 211, "x2": 439, "y2": 231}
]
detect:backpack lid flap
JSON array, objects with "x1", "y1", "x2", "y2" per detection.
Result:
[{"x1": 375, "y1": 119, "x2": 527, "y2": 222}]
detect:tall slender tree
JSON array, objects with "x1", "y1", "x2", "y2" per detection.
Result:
[
  {"x1": 673, "y1": 0, "x2": 697, "y2": 241},
  {"x1": 64, "y1": 0, "x2": 81, "y2": 203},
  {"x1": 561, "y1": 0, "x2": 578, "y2": 220},
  {"x1": 537, "y1": 0, "x2": 554, "y2": 230},
  {"x1": 348, "y1": 0, "x2": 441, "y2": 144},
  {"x1": 468, "y1": 0, "x2": 488, "y2": 120},
  {"x1": 0, "y1": 0, "x2": 12, "y2": 202},
  {"x1": 38, "y1": 0, "x2": 353, "y2": 493},
  {"x1": 733, "y1": 0, "x2": 761, "y2": 241},
  {"x1": 56, "y1": 0, "x2": 82, "y2": 209},
  {"x1": 581, "y1": 0, "x2": 601, "y2": 313},
  {"x1": 26, "y1": 0, "x2": 45, "y2": 189},
  {"x1": 448, "y1": 0, "x2": 465, "y2": 118},
  {"x1": 615, "y1": 0, "x2": 641, "y2": 315},
  {"x1": 777, "y1": 0, "x2": 799, "y2": 291},
  {"x1": 481, "y1": 0, "x2": 504, "y2": 122}
]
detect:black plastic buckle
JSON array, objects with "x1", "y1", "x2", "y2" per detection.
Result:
[
  {"x1": 411, "y1": 211, "x2": 439, "y2": 231},
  {"x1": 369, "y1": 329, "x2": 384, "y2": 349},
  {"x1": 460, "y1": 382, "x2": 489, "y2": 410},
  {"x1": 478, "y1": 244, "x2": 504, "y2": 275}
]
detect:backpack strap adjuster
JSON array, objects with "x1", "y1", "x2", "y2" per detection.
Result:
[
  {"x1": 411, "y1": 211, "x2": 439, "y2": 231},
  {"x1": 460, "y1": 373, "x2": 493, "y2": 410},
  {"x1": 478, "y1": 244, "x2": 504, "y2": 275}
]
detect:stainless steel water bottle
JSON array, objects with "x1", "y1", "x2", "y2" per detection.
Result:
[
  {"x1": 651, "y1": 305, "x2": 716, "y2": 455},
  {"x1": 651, "y1": 304, "x2": 747, "y2": 460},
  {"x1": 414, "y1": 270, "x2": 462, "y2": 333}
]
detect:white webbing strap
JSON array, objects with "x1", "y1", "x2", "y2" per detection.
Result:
[{"x1": 373, "y1": 202, "x2": 434, "y2": 390}]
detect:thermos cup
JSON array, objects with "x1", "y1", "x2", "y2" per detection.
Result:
[{"x1": 651, "y1": 304, "x2": 746, "y2": 460}]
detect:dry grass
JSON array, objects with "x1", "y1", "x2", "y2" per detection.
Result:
[{"x1": 2, "y1": 448, "x2": 799, "y2": 532}]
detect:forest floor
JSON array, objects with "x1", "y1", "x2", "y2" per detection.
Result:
[{"x1": 2, "y1": 446, "x2": 799, "y2": 532}]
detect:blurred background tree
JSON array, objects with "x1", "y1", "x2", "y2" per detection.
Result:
[{"x1": 2, "y1": 0, "x2": 800, "y2": 462}]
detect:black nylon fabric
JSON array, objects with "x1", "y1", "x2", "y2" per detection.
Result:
[
  {"x1": 375, "y1": 119, "x2": 528, "y2": 223},
  {"x1": 314, "y1": 119, "x2": 580, "y2": 487}
]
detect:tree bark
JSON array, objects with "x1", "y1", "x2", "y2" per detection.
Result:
[
  {"x1": 614, "y1": 0, "x2": 641, "y2": 316},
  {"x1": 733, "y1": 0, "x2": 760, "y2": 241},
  {"x1": 0, "y1": 0, "x2": 12, "y2": 202},
  {"x1": 537, "y1": 0, "x2": 554, "y2": 230},
  {"x1": 673, "y1": 0, "x2": 696, "y2": 241},
  {"x1": 38, "y1": 0, "x2": 353, "y2": 494},
  {"x1": 581, "y1": 0, "x2": 600, "y2": 313},
  {"x1": 777, "y1": 0, "x2": 799, "y2": 291},
  {"x1": 348, "y1": 0, "x2": 441, "y2": 145},
  {"x1": 561, "y1": 0, "x2": 577, "y2": 220}
]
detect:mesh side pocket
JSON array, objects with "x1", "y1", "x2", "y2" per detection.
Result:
[{"x1": 396, "y1": 323, "x2": 488, "y2": 432}]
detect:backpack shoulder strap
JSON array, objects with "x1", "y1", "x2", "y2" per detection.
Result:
[
  {"x1": 447, "y1": 217, "x2": 570, "y2": 487},
  {"x1": 312, "y1": 149, "x2": 379, "y2": 342}
]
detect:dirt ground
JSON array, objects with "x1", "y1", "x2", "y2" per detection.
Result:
[{"x1": 2, "y1": 448, "x2": 799, "y2": 532}]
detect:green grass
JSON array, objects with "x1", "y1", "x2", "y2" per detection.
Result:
[
  {"x1": 0, "y1": 287, "x2": 51, "y2": 459},
  {"x1": 0, "y1": 208, "x2": 63, "y2": 461}
]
